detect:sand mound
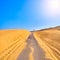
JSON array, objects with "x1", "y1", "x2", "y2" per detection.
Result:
[
  {"x1": 34, "y1": 26, "x2": 60, "y2": 60},
  {"x1": 0, "y1": 30, "x2": 30, "y2": 60}
]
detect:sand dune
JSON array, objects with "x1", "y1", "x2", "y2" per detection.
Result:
[
  {"x1": 0, "y1": 26, "x2": 60, "y2": 60},
  {"x1": 0, "y1": 30, "x2": 30, "y2": 60},
  {"x1": 34, "y1": 27, "x2": 60, "y2": 60}
]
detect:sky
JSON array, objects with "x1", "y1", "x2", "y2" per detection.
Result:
[{"x1": 0, "y1": 0, "x2": 60, "y2": 31}]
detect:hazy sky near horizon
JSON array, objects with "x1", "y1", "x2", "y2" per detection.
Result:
[{"x1": 0, "y1": 0, "x2": 60, "y2": 30}]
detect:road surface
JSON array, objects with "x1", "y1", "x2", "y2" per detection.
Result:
[{"x1": 17, "y1": 33, "x2": 51, "y2": 60}]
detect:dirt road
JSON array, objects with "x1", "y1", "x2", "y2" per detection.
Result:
[{"x1": 17, "y1": 33, "x2": 51, "y2": 60}]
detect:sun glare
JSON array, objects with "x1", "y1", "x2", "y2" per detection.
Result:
[
  {"x1": 42, "y1": 0, "x2": 60, "y2": 17},
  {"x1": 48, "y1": 0, "x2": 60, "y2": 12}
]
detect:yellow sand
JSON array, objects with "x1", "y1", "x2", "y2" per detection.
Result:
[
  {"x1": 0, "y1": 30, "x2": 30, "y2": 60},
  {"x1": 34, "y1": 29, "x2": 60, "y2": 60}
]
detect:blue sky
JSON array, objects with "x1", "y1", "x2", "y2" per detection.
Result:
[{"x1": 0, "y1": 0, "x2": 60, "y2": 30}]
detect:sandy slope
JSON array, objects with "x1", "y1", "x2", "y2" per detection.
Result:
[
  {"x1": 0, "y1": 30, "x2": 30, "y2": 60},
  {"x1": 0, "y1": 30, "x2": 48, "y2": 60},
  {"x1": 34, "y1": 29, "x2": 60, "y2": 60},
  {"x1": 0, "y1": 27, "x2": 60, "y2": 60}
]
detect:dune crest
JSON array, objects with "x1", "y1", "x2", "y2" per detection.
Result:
[{"x1": 34, "y1": 26, "x2": 60, "y2": 60}]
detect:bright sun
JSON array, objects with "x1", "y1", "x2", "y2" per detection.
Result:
[
  {"x1": 48, "y1": 0, "x2": 60, "y2": 12},
  {"x1": 42, "y1": 0, "x2": 60, "y2": 17}
]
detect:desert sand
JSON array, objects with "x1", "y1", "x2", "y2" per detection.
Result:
[
  {"x1": 34, "y1": 27, "x2": 60, "y2": 60},
  {"x1": 0, "y1": 27, "x2": 60, "y2": 60},
  {"x1": 0, "y1": 30, "x2": 30, "y2": 60}
]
